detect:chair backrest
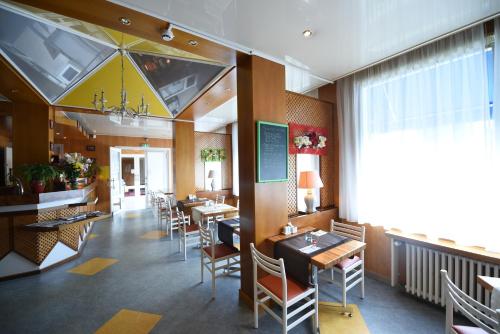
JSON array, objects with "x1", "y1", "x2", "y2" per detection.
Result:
[
  {"x1": 236, "y1": 199, "x2": 240, "y2": 210},
  {"x1": 330, "y1": 220, "x2": 365, "y2": 242},
  {"x1": 215, "y1": 194, "x2": 225, "y2": 205},
  {"x1": 176, "y1": 208, "x2": 187, "y2": 228},
  {"x1": 441, "y1": 270, "x2": 500, "y2": 334},
  {"x1": 250, "y1": 243, "x2": 287, "y2": 301},
  {"x1": 199, "y1": 224, "x2": 215, "y2": 252}
]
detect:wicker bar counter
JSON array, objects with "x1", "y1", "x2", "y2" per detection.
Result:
[{"x1": 0, "y1": 183, "x2": 108, "y2": 280}]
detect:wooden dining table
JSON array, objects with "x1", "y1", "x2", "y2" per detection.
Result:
[
  {"x1": 191, "y1": 203, "x2": 239, "y2": 224},
  {"x1": 477, "y1": 275, "x2": 500, "y2": 292},
  {"x1": 267, "y1": 226, "x2": 366, "y2": 330}
]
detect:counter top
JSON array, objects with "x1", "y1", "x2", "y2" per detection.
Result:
[{"x1": 0, "y1": 183, "x2": 97, "y2": 214}]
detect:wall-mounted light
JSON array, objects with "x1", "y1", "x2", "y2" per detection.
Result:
[
  {"x1": 188, "y1": 39, "x2": 198, "y2": 46},
  {"x1": 161, "y1": 23, "x2": 174, "y2": 41},
  {"x1": 119, "y1": 17, "x2": 131, "y2": 26},
  {"x1": 302, "y1": 29, "x2": 313, "y2": 38}
]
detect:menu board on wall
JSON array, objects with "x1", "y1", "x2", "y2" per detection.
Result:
[{"x1": 256, "y1": 121, "x2": 288, "y2": 183}]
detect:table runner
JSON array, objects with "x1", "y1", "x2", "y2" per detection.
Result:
[
  {"x1": 274, "y1": 232, "x2": 349, "y2": 287},
  {"x1": 218, "y1": 218, "x2": 240, "y2": 247}
]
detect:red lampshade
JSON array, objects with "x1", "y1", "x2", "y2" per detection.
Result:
[{"x1": 298, "y1": 171, "x2": 324, "y2": 189}]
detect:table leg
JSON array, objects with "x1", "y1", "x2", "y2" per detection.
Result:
[{"x1": 312, "y1": 265, "x2": 320, "y2": 333}]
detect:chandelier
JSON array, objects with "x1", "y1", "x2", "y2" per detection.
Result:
[{"x1": 92, "y1": 49, "x2": 149, "y2": 118}]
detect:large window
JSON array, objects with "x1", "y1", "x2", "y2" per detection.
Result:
[{"x1": 337, "y1": 23, "x2": 499, "y2": 251}]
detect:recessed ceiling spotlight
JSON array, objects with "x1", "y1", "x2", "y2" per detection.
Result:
[
  {"x1": 63, "y1": 136, "x2": 67, "y2": 139},
  {"x1": 161, "y1": 23, "x2": 174, "y2": 41},
  {"x1": 56, "y1": 132, "x2": 60, "y2": 135},
  {"x1": 119, "y1": 17, "x2": 131, "y2": 26},
  {"x1": 188, "y1": 40, "x2": 198, "y2": 46},
  {"x1": 302, "y1": 29, "x2": 313, "y2": 38}
]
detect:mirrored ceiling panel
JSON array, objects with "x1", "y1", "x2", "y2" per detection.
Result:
[
  {"x1": 0, "y1": 6, "x2": 115, "y2": 102},
  {"x1": 130, "y1": 53, "x2": 226, "y2": 117}
]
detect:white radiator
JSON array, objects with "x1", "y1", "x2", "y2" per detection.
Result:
[{"x1": 404, "y1": 243, "x2": 500, "y2": 307}]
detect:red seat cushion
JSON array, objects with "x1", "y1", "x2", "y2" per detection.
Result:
[
  {"x1": 185, "y1": 224, "x2": 199, "y2": 233},
  {"x1": 258, "y1": 274, "x2": 308, "y2": 301},
  {"x1": 203, "y1": 243, "x2": 239, "y2": 259},
  {"x1": 452, "y1": 325, "x2": 488, "y2": 334},
  {"x1": 335, "y1": 255, "x2": 361, "y2": 270}
]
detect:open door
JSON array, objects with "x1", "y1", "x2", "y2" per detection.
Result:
[
  {"x1": 109, "y1": 147, "x2": 122, "y2": 213},
  {"x1": 145, "y1": 149, "x2": 169, "y2": 195}
]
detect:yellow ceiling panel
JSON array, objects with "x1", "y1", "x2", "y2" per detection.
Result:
[
  {"x1": 129, "y1": 40, "x2": 212, "y2": 62},
  {"x1": 58, "y1": 53, "x2": 171, "y2": 118},
  {"x1": 102, "y1": 28, "x2": 141, "y2": 48}
]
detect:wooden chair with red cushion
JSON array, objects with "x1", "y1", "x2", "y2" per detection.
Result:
[
  {"x1": 199, "y1": 224, "x2": 240, "y2": 299},
  {"x1": 330, "y1": 220, "x2": 365, "y2": 308},
  {"x1": 250, "y1": 243, "x2": 318, "y2": 334},
  {"x1": 441, "y1": 270, "x2": 500, "y2": 334},
  {"x1": 177, "y1": 208, "x2": 199, "y2": 261}
]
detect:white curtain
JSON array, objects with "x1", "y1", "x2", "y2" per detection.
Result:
[{"x1": 337, "y1": 23, "x2": 500, "y2": 251}]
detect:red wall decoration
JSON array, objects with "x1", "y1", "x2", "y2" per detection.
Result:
[{"x1": 288, "y1": 122, "x2": 328, "y2": 155}]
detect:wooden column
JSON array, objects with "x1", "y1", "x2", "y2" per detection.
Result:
[
  {"x1": 173, "y1": 121, "x2": 195, "y2": 200},
  {"x1": 12, "y1": 103, "x2": 53, "y2": 169},
  {"x1": 237, "y1": 55, "x2": 288, "y2": 301}
]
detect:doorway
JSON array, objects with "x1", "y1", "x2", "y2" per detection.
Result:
[{"x1": 110, "y1": 147, "x2": 172, "y2": 212}]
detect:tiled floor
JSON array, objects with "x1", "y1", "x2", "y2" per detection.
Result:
[{"x1": 0, "y1": 208, "x2": 451, "y2": 333}]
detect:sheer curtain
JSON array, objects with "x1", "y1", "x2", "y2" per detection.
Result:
[{"x1": 337, "y1": 23, "x2": 500, "y2": 251}]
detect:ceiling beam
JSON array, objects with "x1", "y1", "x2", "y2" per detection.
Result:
[
  {"x1": 0, "y1": 55, "x2": 48, "y2": 105},
  {"x1": 177, "y1": 66, "x2": 236, "y2": 121},
  {"x1": 12, "y1": 0, "x2": 236, "y2": 66}
]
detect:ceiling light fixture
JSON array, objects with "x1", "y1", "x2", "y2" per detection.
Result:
[
  {"x1": 119, "y1": 17, "x2": 131, "y2": 26},
  {"x1": 161, "y1": 23, "x2": 174, "y2": 41},
  {"x1": 91, "y1": 48, "x2": 149, "y2": 119},
  {"x1": 302, "y1": 29, "x2": 313, "y2": 38},
  {"x1": 188, "y1": 39, "x2": 198, "y2": 46}
]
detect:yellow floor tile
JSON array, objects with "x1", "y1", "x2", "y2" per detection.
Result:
[
  {"x1": 68, "y1": 258, "x2": 118, "y2": 276},
  {"x1": 125, "y1": 213, "x2": 140, "y2": 219},
  {"x1": 87, "y1": 233, "x2": 98, "y2": 240},
  {"x1": 95, "y1": 309, "x2": 162, "y2": 334},
  {"x1": 319, "y1": 302, "x2": 370, "y2": 334},
  {"x1": 140, "y1": 230, "x2": 167, "y2": 239}
]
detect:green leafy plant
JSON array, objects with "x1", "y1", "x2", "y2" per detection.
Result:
[
  {"x1": 19, "y1": 164, "x2": 58, "y2": 183},
  {"x1": 201, "y1": 148, "x2": 226, "y2": 162}
]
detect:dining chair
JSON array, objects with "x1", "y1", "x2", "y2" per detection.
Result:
[
  {"x1": 330, "y1": 220, "x2": 365, "y2": 308},
  {"x1": 250, "y1": 243, "x2": 318, "y2": 334},
  {"x1": 215, "y1": 194, "x2": 225, "y2": 204},
  {"x1": 199, "y1": 224, "x2": 240, "y2": 299},
  {"x1": 177, "y1": 208, "x2": 199, "y2": 261},
  {"x1": 165, "y1": 199, "x2": 179, "y2": 240},
  {"x1": 441, "y1": 270, "x2": 500, "y2": 334}
]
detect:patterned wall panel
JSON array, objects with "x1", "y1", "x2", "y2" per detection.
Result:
[
  {"x1": 286, "y1": 92, "x2": 335, "y2": 215},
  {"x1": 194, "y1": 132, "x2": 233, "y2": 192}
]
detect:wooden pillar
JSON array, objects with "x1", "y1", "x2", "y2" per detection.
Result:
[
  {"x1": 12, "y1": 103, "x2": 53, "y2": 169},
  {"x1": 318, "y1": 83, "x2": 339, "y2": 207},
  {"x1": 173, "y1": 121, "x2": 195, "y2": 200},
  {"x1": 237, "y1": 55, "x2": 288, "y2": 301}
]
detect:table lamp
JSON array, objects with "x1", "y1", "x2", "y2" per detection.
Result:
[
  {"x1": 207, "y1": 170, "x2": 216, "y2": 191},
  {"x1": 298, "y1": 171, "x2": 324, "y2": 213}
]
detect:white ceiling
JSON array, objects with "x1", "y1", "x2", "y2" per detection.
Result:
[
  {"x1": 112, "y1": 0, "x2": 500, "y2": 92},
  {"x1": 65, "y1": 112, "x2": 173, "y2": 139},
  {"x1": 195, "y1": 96, "x2": 237, "y2": 132}
]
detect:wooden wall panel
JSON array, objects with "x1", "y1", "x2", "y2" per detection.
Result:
[
  {"x1": 194, "y1": 132, "x2": 232, "y2": 191},
  {"x1": 55, "y1": 124, "x2": 172, "y2": 212},
  {"x1": 237, "y1": 55, "x2": 288, "y2": 299},
  {"x1": 285, "y1": 91, "x2": 335, "y2": 214},
  {"x1": 12, "y1": 103, "x2": 51, "y2": 168},
  {"x1": 173, "y1": 122, "x2": 195, "y2": 200}
]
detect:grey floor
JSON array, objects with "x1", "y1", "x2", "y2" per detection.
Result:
[{"x1": 0, "y1": 208, "x2": 451, "y2": 333}]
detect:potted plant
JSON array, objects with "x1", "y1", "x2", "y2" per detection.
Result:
[{"x1": 19, "y1": 164, "x2": 58, "y2": 194}]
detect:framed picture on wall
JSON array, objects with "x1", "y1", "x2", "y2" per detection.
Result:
[{"x1": 256, "y1": 121, "x2": 288, "y2": 183}]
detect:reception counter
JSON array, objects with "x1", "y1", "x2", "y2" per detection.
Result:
[{"x1": 0, "y1": 183, "x2": 109, "y2": 280}]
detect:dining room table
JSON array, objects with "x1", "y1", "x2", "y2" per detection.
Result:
[
  {"x1": 267, "y1": 226, "x2": 367, "y2": 324},
  {"x1": 191, "y1": 203, "x2": 239, "y2": 224},
  {"x1": 477, "y1": 275, "x2": 500, "y2": 309}
]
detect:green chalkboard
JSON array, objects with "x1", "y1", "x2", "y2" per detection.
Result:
[{"x1": 257, "y1": 121, "x2": 289, "y2": 183}]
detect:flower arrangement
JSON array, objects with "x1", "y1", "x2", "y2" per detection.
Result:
[
  {"x1": 61, "y1": 153, "x2": 97, "y2": 188},
  {"x1": 201, "y1": 148, "x2": 226, "y2": 162},
  {"x1": 294, "y1": 132, "x2": 327, "y2": 150}
]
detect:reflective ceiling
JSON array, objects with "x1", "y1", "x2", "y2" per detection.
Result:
[
  {"x1": 0, "y1": 1, "x2": 228, "y2": 117},
  {"x1": 113, "y1": 0, "x2": 500, "y2": 92}
]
